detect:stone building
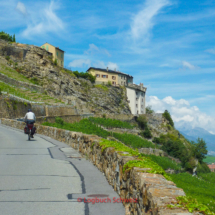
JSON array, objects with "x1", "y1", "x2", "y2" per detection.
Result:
[
  {"x1": 87, "y1": 67, "x2": 133, "y2": 86},
  {"x1": 126, "y1": 83, "x2": 147, "y2": 115},
  {"x1": 41, "y1": 43, "x2": 64, "y2": 67},
  {"x1": 87, "y1": 67, "x2": 147, "y2": 115}
]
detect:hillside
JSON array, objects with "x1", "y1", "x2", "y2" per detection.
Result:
[
  {"x1": 0, "y1": 39, "x2": 130, "y2": 114},
  {"x1": 178, "y1": 127, "x2": 215, "y2": 155}
]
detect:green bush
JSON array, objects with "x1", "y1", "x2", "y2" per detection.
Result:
[
  {"x1": 30, "y1": 77, "x2": 40, "y2": 85},
  {"x1": 197, "y1": 162, "x2": 211, "y2": 173},
  {"x1": 141, "y1": 127, "x2": 152, "y2": 139},
  {"x1": 137, "y1": 115, "x2": 147, "y2": 129},
  {"x1": 107, "y1": 80, "x2": 112, "y2": 86},
  {"x1": 55, "y1": 117, "x2": 64, "y2": 125},
  {"x1": 5, "y1": 56, "x2": 10, "y2": 61},
  {"x1": 54, "y1": 59, "x2": 58, "y2": 66},
  {"x1": 163, "y1": 110, "x2": 174, "y2": 127},
  {"x1": 146, "y1": 106, "x2": 154, "y2": 114},
  {"x1": 73, "y1": 71, "x2": 96, "y2": 83}
]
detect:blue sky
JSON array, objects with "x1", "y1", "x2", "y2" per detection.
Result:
[{"x1": 1, "y1": 0, "x2": 215, "y2": 133}]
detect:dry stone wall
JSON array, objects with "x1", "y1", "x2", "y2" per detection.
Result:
[{"x1": 0, "y1": 118, "x2": 194, "y2": 215}]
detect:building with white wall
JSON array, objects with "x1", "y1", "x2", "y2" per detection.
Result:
[{"x1": 126, "y1": 83, "x2": 147, "y2": 115}]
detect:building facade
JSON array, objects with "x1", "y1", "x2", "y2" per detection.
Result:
[
  {"x1": 126, "y1": 83, "x2": 147, "y2": 115},
  {"x1": 41, "y1": 43, "x2": 64, "y2": 67},
  {"x1": 87, "y1": 67, "x2": 133, "y2": 86},
  {"x1": 87, "y1": 67, "x2": 147, "y2": 115}
]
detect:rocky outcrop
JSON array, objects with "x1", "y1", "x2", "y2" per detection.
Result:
[
  {"x1": 1, "y1": 118, "x2": 194, "y2": 215},
  {"x1": 0, "y1": 39, "x2": 131, "y2": 115}
]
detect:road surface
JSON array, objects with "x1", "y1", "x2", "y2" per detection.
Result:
[{"x1": 0, "y1": 124, "x2": 125, "y2": 215}]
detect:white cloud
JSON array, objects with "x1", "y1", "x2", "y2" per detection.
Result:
[
  {"x1": 16, "y1": 2, "x2": 27, "y2": 16},
  {"x1": 130, "y1": 0, "x2": 170, "y2": 40},
  {"x1": 205, "y1": 48, "x2": 215, "y2": 54},
  {"x1": 22, "y1": 1, "x2": 64, "y2": 38},
  {"x1": 84, "y1": 44, "x2": 111, "y2": 57},
  {"x1": 69, "y1": 59, "x2": 91, "y2": 68},
  {"x1": 182, "y1": 61, "x2": 199, "y2": 70},
  {"x1": 107, "y1": 62, "x2": 119, "y2": 70},
  {"x1": 146, "y1": 95, "x2": 215, "y2": 133}
]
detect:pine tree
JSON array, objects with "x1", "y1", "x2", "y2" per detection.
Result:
[{"x1": 13, "y1": 34, "x2": 16, "y2": 42}]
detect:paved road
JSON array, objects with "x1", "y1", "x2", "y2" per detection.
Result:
[{"x1": 0, "y1": 124, "x2": 125, "y2": 215}]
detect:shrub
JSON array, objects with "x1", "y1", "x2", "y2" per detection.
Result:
[
  {"x1": 163, "y1": 110, "x2": 174, "y2": 127},
  {"x1": 146, "y1": 106, "x2": 154, "y2": 114},
  {"x1": 107, "y1": 81, "x2": 112, "y2": 86},
  {"x1": 0, "y1": 87, "x2": 2, "y2": 95},
  {"x1": 73, "y1": 71, "x2": 96, "y2": 83},
  {"x1": 137, "y1": 115, "x2": 147, "y2": 129},
  {"x1": 142, "y1": 127, "x2": 152, "y2": 139},
  {"x1": 30, "y1": 77, "x2": 40, "y2": 85},
  {"x1": 54, "y1": 59, "x2": 58, "y2": 66},
  {"x1": 55, "y1": 117, "x2": 64, "y2": 125},
  {"x1": 5, "y1": 56, "x2": 10, "y2": 61}
]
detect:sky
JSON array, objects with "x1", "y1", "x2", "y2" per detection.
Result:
[{"x1": 1, "y1": 0, "x2": 215, "y2": 133}]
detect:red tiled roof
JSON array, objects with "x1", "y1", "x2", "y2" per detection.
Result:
[{"x1": 208, "y1": 164, "x2": 215, "y2": 169}]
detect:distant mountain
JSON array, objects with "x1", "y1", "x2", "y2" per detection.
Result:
[{"x1": 177, "y1": 127, "x2": 215, "y2": 155}]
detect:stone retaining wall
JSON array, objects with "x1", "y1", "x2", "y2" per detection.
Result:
[
  {"x1": 36, "y1": 115, "x2": 82, "y2": 124},
  {"x1": 0, "y1": 72, "x2": 45, "y2": 93},
  {"x1": 1, "y1": 118, "x2": 193, "y2": 215}
]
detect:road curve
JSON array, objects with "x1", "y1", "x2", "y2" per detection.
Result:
[{"x1": 0, "y1": 124, "x2": 125, "y2": 215}]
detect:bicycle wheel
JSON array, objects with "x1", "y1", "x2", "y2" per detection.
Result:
[{"x1": 28, "y1": 130, "x2": 31, "y2": 141}]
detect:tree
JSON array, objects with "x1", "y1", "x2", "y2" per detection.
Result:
[
  {"x1": 192, "y1": 138, "x2": 208, "y2": 163},
  {"x1": 12, "y1": 34, "x2": 16, "y2": 42},
  {"x1": 163, "y1": 110, "x2": 174, "y2": 127},
  {"x1": 146, "y1": 106, "x2": 154, "y2": 114}
]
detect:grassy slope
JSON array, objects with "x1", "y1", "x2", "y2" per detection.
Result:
[
  {"x1": 204, "y1": 156, "x2": 215, "y2": 164},
  {"x1": 0, "y1": 63, "x2": 34, "y2": 84},
  {"x1": 171, "y1": 173, "x2": 215, "y2": 212},
  {"x1": 0, "y1": 81, "x2": 63, "y2": 104}
]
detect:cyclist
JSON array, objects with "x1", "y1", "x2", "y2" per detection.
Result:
[{"x1": 24, "y1": 109, "x2": 36, "y2": 138}]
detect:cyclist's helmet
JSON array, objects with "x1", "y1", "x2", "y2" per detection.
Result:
[{"x1": 28, "y1": 109, "x2": 32, "y2": 112}]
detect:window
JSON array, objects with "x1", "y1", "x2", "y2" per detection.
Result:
[
  {"x1": 136, "y1": 104, "x2": 138, "y2": 108},
  {"x1": 128, "y1": 100, "x2": 130, "y2": 103},
  {"x1": 61, "y1": 54, "x2": 63, "y2": 58},
  {"x1": 142, "y1": 99, "x2": 143, "y2": 102},
  {"x1": 96, "y1": 74, "x2": 100, "y2": 78},
  {"x1": 42, "y1": 46, "x2": 45, "y2": 49},
  {"x1": 112, "y1": 76, "x2": 116, "y2": 80},
  {"x1": 124, "y1": 76, "x2": 126, "y2": 80},
  {"x1": 136, "y1": 98, "x2": 138, "y2": 101},
  {"x1": 136, "y1": 91, "x2": 138, "y2": 95},
  {"x1": 141, "y1": 105, "x2": 143, "y2": 108},
  {"x1": 142, "y1": 93, "x2": 144, "y2": 96},
  {"x1": 46, "y1": 45, "x2": 48, "y2": 51},
  {"x1": 112, "y1": 81, "x2": 116, "y2": 85},
  {"x1": 121, "y1": 81, "x2": 123, "y2": 85},
  {"x1": 102, "y1": 75, "x2": 108, "y2": 78}
]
